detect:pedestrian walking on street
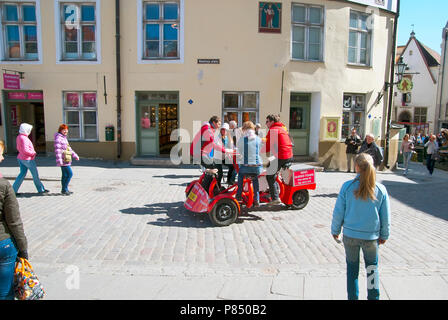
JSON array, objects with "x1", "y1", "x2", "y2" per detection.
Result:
[
  {"x1": 0, "y1": 140, "x2": 29, "y2": 300},
  {"x1": 358, "y1": 134, "x2": 383, "y2": 169},
  {"x1": 331, "y1": 153, "x2": 391, "y2": 300},
  {"x1": 424, "y1": 134, "x2": 439, "y2": 176},
  {"x1": 12, "y1": 123, "x2": 49, "y2": 196},
  {"x1": 400, "y1": 134, "x2": 414, "y2": 175},
  {"x1": 345, "y1": 127, "x2": 362, "y2": 173},
  {"x1": 54, "y1": 124, "x2": 80, "y2": 195}
]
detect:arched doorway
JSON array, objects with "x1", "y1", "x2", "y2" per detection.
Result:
[{"x1": 398, "y1": 110, "x2": 412, "y2": 133}]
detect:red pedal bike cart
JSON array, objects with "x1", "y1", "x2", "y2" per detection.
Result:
[{"x1": 184, "y1": 155, "x2": 316, "y2": 227}]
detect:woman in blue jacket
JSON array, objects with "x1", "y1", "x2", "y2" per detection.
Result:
[{"x1": 331, "y1": 153, "x2": 391, "y2": 300}]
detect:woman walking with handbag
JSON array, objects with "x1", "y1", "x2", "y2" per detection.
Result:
[
  {"x1": 331, "y1": 153, "x2": 391, "y2": 300},
  {"x1": 0, "y1": 141, "x2": 29, "y2": 300},
  {"x1": 54, "y1": 125, "x2": 79, "y2": 195},
  {"x1": 12, "y1": 123, "x2": 49, "y2": 196}
]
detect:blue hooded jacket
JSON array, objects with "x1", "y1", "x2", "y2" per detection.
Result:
[{"x1": 331, "y1": 176, "x2": 391, "y2": 240}]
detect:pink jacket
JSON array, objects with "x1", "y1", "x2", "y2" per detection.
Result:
[
  {"x1": 54, "y1": 132, "x2": 79, "y2": 166},
  {"x1": 16, "y1": 134, "x2": 36, "y2": 160}
]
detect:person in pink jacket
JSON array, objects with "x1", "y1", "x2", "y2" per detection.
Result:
[
  {"x1": 12, "y1": 123, "x2": 49, "y2": 195},
  {"x1": 54, "y1": 124, "x2": 79, "y2": 195}
]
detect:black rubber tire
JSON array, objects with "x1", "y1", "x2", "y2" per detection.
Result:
[
  {"x1": 291, "y1": 189, "x2": 309, "y2": 210},
  {"x1": 209, "y1": 198, "x2": 238, "y2": 227}
]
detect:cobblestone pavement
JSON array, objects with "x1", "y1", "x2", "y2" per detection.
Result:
[{"x1": 1, "y1": 156, "x2": 447, "y2": 300}]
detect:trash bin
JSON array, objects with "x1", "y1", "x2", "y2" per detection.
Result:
[
  {"x1": 105, "y1": 125, "x2": 115, "y2": 141},
  {"x1": 415, "y1": 146, "x2": 424, "y2": 162}
]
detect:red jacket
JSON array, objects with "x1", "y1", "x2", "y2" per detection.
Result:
[
  {"x1": 262, "y1": 122, "x2": 293, "y2": 159},
  {"x1": 190, "y1": 122, "x2": 226, "y2": 158}
]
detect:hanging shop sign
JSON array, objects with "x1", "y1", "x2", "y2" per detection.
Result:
[
  {"x1": 397, "y1": 78, "x2": 413, "y2": 93},
  {"x1": 3, "y1": 74, "x2": 21, "y2": 90}
]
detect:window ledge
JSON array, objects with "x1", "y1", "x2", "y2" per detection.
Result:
[
  {"x1": 291, "y1": 59, "x2": 324, "y2": 63},
  {"x1": 347, "y1": 63, "x2": 372, "y2": 69}
]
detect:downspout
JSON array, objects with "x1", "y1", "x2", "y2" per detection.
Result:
[
  {"x1": 437, "y1": 28, "x2": 448, "y2": 130},
  {"x1": 115, "y1": 0, "x2": 122, "y2": 159},
  {"x1": 383, "y1": 0, "x2": 400, "y2": 169}
]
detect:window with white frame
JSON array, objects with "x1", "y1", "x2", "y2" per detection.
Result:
[
  {"x1": 348, "y1": 10, "x2": 372, "y2": 65},
  {"x1": 60, "y1": 2, "x2": 97, "y2": 60},
  {"x1": 63, "y1": 91, "x2": 98, "y2": 140},
  {"x1": 222, "y1": 92, "x2": 259, "y2": 126},
  {"x1": 143, "y1": 0, "x2": 179, "y2": 59},
  {"x1": 342, "y1": 93, "x2": 365, "y2": 139},
  {"x1": 291, "y1": 3, "x2": 324, "y2": 61},
  {"x1": 0, "y1": 1, "x2": 38, "y2": 60}
]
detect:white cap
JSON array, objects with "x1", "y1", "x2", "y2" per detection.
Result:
[{"x1": 221, "y1": 123, "x2": 230, "y2": 131}]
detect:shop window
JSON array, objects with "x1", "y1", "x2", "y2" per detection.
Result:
[
  {"x1": 63, "y1": 91, "x2": 98, "y2": 140},
  {"x1": 222, "y1": 92, "x2": 259, "y2": 126},
  {"x1": 291, "y1": 4, "x2": 324, "y2": 61},
  {"x1": 60, "y1": 2, "x2": 97, "y2": 60},
  {"x1": 348, "y1": 10, "x2": 372, "y2": 66},
  {"x1": 342, "y1": 93, "x2": 365, "y2": 139},
  {"x1": 0, "y1": 2, "x2": 38, "y2": 60},
  {"x1": 143, "y1": 0, "x2": 179, "y2": 59}
]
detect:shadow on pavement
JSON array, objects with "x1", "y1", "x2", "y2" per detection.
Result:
[
  {"x1": 381, "y1": 179, "x2": 448, "y2": 221},
  {"x1": 312, "y1": 193, "x2": 339, "y2": 198},
  {"x1": 120, "y1": 201, "x2": 213, "y2": 228}
]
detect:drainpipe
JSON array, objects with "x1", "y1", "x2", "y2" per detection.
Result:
[
  {"x1": 115, "y1": 0, "x2": 122, "y2": 159},
  {"x1": 383, "y1": 0, "x2": 400, "y2": 169},
  {"x1": 436, "y1": 27, "x2": 448, "y2": 131}
]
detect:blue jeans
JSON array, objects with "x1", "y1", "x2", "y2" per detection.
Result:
[
  {"x1": 237, "y1": 165, "x2": 262, "y2": 203},
  {"x1": 426, "y1": 154, "x2": 436, "y2": 175},
  {"x1": 403, "y1": 152, "x2": 412, "y2": 174},
  {"x1": 61, "y1": 166, "x2": 73, "y2": 192},
  {"x1": 13, "y1": 159, "x2": 46, "y2": 193},
  {"x1": 343, "y1": 235, "x2": 380, "y2": 300},
  {"x1": 0, "y1": 238, "x2": 18, "y2": 300}
]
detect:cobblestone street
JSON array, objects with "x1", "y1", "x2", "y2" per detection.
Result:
[{"x1": 2, "y1": 156, "x2": 448, "y2": 300}]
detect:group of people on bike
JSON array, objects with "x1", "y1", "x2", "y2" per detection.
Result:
[{"x1": 190, "y1": 114, "x2": 293, "y2": 207}]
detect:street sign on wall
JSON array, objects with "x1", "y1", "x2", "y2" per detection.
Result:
[{"x1": 344, "y1": 0, "x2": 398, "y2": 13}]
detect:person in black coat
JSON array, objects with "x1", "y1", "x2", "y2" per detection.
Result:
[
  {"x1": 358, "y1": 134, "x2": 383, "y2": 169},
  {"x1": 345, "y1": 127, "x2": 362, "y2": 173}
]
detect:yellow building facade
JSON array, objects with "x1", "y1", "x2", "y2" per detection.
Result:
[{"x1": 0, "y1": 0, "x2": 399, "y2": 169}]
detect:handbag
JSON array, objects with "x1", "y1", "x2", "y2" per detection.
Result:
[
  {"x1": 63, "y1": 143, "x2": 72, "y2": 163},
  {"x1": 14, "y1": 258, "x2": 45, "y2": 300}
]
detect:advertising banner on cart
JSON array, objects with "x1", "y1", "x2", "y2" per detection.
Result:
[{"x1": 344, "y1": 0, "x2": 398, "y2": 13}]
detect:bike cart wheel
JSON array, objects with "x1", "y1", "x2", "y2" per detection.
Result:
[
  {"x1": 209, "y1": 198, "x2": 238, "y2": 227},
  {"x1": 291, "y1": 189, "x2": 309, "y2": 210}
]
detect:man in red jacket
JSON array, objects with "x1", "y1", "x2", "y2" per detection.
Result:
[{"x1": 262, "y1": 114, "x2": 294, "y2": 204}]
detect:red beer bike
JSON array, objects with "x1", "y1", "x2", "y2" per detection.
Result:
[{"x1": 184, "y1": 153, "x2": 316, "y2": 227}]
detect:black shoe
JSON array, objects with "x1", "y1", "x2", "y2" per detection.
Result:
[
  {"x1": 61, "y1": 191, "x2": 72, "y2": 195},
  {"x1": 40, "y1": 189, "x2": 50, "y2": 194},
  {"x1": 253, "y1": 201, "x2": 260, "y2": 207}
]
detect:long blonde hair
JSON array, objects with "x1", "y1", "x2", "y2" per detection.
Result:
[{"x1": 354, "y1": 153, "x2": 377, "y2": 201}]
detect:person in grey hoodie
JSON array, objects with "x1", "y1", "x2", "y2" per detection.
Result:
[{"x1": 331, "y1": 153, "x2": 391, "y2": 300}]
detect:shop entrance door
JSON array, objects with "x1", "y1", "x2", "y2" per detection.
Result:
[
  {"x1": 136, "y1": 92, "x2": 179, "y2": 156},
  {"x1": 289, "y1": 93, "x2": 310, "y2": 156},
  {"x1": 4, "y1": 92, "x2": 46, "y2": 154}
]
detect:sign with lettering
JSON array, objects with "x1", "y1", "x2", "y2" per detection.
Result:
[
  {"x1": 7, "y1": 91, "x2": 43, "y2": 100},
  {"x1": 197, "y1": 59, "x2": 220, "y2": 64},
  {"x1": 3, "y1": 74, "x2": 20, "y2": 90},
  {"x1": 344, "y1": 0, "x2": 398, "y2": 13},
  {"x1": 293, "y1": 169, "x2": 315, "y2": 187}
]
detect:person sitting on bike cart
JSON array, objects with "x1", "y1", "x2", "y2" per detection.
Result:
[
  {"x1": 235, "y1": 121, "x2": 263, "y2": 207},
  {"x1": 261, "y1": 114, "x2": 294, "y2": 205}
]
